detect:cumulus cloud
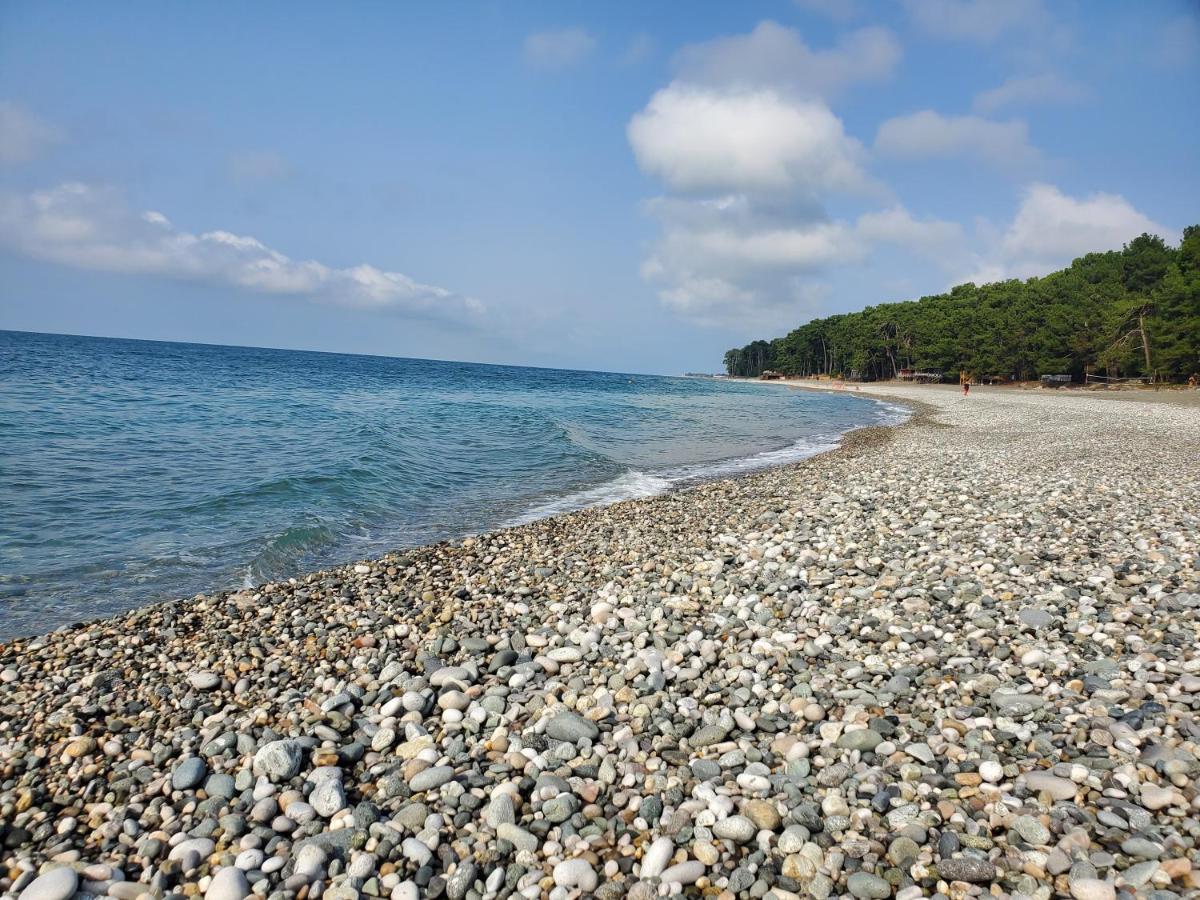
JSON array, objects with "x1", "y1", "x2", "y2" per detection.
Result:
[
  {"x1": 673, "y1": 21, "x2": 900, "y2": 99},
  {"x1": 636, "y1": 192, "x2": 862, "y2": 329},
  {"x1": 626, "y1": 22, "x2": 908, "y2": 327},
  {"x1": 962, "y1": 183, "x2": 1173, "y2": 283},
  {"x1": 903, "y1": 0, "x2": 1047, "y2": 42},
  {"x1": 522, "y1": 28, "x2": 596, "y2": 69},
  {"x1": 0, "y1": 183, "x2": 483, "y2": 319},
  {"x1": 628, "y1": 85, "x2": 871, "y2": 196},
  {"x1": 0, "y1": 101, "x2": 62, "y2": 164},
  {"x1": 972, "y1": 73, "x2": 1086, "y2": 113},
  {"x1": 874, "y1": 110, "x2": 1039, "y2": 169}
]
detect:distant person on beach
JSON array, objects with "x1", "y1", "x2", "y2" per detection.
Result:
[{"x1": 963, "y1": 381, "x2": 970, "y2": 397}]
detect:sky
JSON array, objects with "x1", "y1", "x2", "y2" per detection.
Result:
[{"x1": 0, "y1": 1, "x2": 1197, "y2": 375}]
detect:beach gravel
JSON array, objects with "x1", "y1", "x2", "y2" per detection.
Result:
[{"x1": 1, "y1": 384, "x2": 1198, "y2": 899}]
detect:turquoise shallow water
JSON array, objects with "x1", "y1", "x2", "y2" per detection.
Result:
[{"x1": 0, "y1": 330, "x2": 904, "y2": 638}]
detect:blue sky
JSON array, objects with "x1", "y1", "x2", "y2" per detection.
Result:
[{"x1": 1, "y1": 1, "x2": 1196, "y2": 374}]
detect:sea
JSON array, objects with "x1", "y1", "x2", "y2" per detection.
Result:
[{"x1": 0, "y1": 330, "x2": 906, "y2": 639}]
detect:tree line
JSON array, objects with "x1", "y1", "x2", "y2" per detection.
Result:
[{"x1": 724, "y1": 227, "x2": 1200, "y2": 383}]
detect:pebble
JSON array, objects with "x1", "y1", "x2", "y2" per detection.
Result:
[
  {"x1": 408, "y1": 766, "x2": 454, "y2": 792},
  {"x1": 18, "y1": 867, "x2": 78, "y2": 900},
  {"x1": 545, "y1": 711, "x2": 599, "y2": 742},
  {"x1": 847, "y1": 872, "x2": 892, "y2": 899},
  {"x1": 1011, "y1": 815, "x2": 1050, "y2": 845},
  {"x1": 978, "y1": 760, "x2": 1003, "y2": 783},
  {"x1": 252, "y1": 740, "x2": 302, "y2": 781},
  {"x1": 938, "y1": 857, "x2": 997, "y2": 883},
  {"x1": 553, "y1": 859, "x2": 598, "y2": 892},
  {"x1": 837, "y1": 729, "x2": 883, "y2": 752},
  {"x1": 1069, "y1": 878, "x2": 1116, "y2": 900},
  {"x1": 1024, "y1": 771, "x2": 1078, "y2": 800},
  {"x1": 172, "y1": 756, "x2": 207, "y2": 790},
  {"x1": 188, "y1": 671, "x2": 220, "y2": 690},
  {"x1": 641, "y1": 836, "x2": 674, "y2": 878},
  {"x1": 205, "y1": 866, "x2": 249, "y2": 900},
  {"x1": 712, "y1": 815, "x2": 757, "y2": 843},
  {"x1": 659, "y1": 861, "x2": 705, "y2": 885}
]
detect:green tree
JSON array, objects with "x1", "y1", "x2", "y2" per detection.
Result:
[{"x1": 723, "y1": 225, "x2": 1198, "y2": 383}]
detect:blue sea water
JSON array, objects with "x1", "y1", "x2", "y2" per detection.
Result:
[{"x1": 0, "y1": 330, "x2": 904, "y2": 639}]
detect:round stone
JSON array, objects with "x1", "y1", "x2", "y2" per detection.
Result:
[
  {"x1": 18, "y1": 867, "x2": 78, "y2": 900},
  {"x1": 188, "y1": 671, "x2": 220, "y2": 690},
  {"x1": 847, "y1": 872, "x2": 891, "y2": 899},
  {"x1": 978, "y1": 760, "x2": 1003, "y2": 783},
  {"x1": 172, "y1": 757, "x2": 208, "y2": 791},
  {"x1": 713, "y1": 815, "x2": 757, "y2": 843}
]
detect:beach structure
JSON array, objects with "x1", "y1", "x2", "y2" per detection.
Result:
[{"x1": 897, "y1": 368, "x2": 944, "y2": 383}]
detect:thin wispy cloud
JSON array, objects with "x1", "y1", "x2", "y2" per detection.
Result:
[
  {"x1": 522, "y1": 28, "x2": 596, "y2": 70},
  {"x1": 0, "y1": 183, "x2": 483, "y2": 320},
  {"x1": 903, "y1": 0, "x2": 1048, "y2": 42},
  {"x1": 228, "y1": 150, "x2": 293, "y2": 183},
  {"x1": 0, "y1": 101, "x2": 63, "y2": 164},
  {"x1": 874, "y1": 110, "x2": 1040, "y2": 171},
  {"x1": 621, "y1": 31, "x2": 655, "y2": 66},
  {"x1": 793, "y1": 0, "x2": 861, "y2": 23},
  {"x1": 673, "y1": 21, "x2": 901, "y2": 100},
  {"x1": 972, "y1": 73, "x2": 1086, "y2": 113},
  {"x1": 1158, "y1": 13, "x2": 1200, "y2": 68}
]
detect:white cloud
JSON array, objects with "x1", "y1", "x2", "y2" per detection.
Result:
[
  {"x1": 874, "y1": 110, "x2": 1038, "y2": 169},
  {"x1": 625, "y1": 22, "x2": 907, "y2": 327},
  {"x1": 673, "y1": 21, "x2": 900, "y2": 98},
  {"x1": 0, "y1": 183, "x2": 483, "y2": 319},
  {"x1": 628, "y1": 84, "x2": 871, "y2": 195},
  {"x1": 972, "y1": 73, "x2": 1086, "y2": 113},
  {"x1": 0, "y1": 101, "x2": 62, "y2": 164},
  {"x1": 998, "y1": 183, "x2": 1171, "y2": 273},
  {"x1": 903, "y1": 0, "x2": 1047, "y2": 42},
  {"x1": 962, "y1": 183, "x2": 1172, "y2": 282},
  {"x1": 522, "y1": 28, "x2": 596, "y2": 70},
  {"x1": 637, "y1": 191, "x2": 864, "y2": 329}
]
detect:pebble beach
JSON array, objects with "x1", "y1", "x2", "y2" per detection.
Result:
[{"x1": 2, "y1": 385, "x2": 1198, "y2": 900}]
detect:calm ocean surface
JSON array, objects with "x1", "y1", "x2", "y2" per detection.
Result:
[{"x1": 0, "y1": 330, "x2": 905, "y2": 638}]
